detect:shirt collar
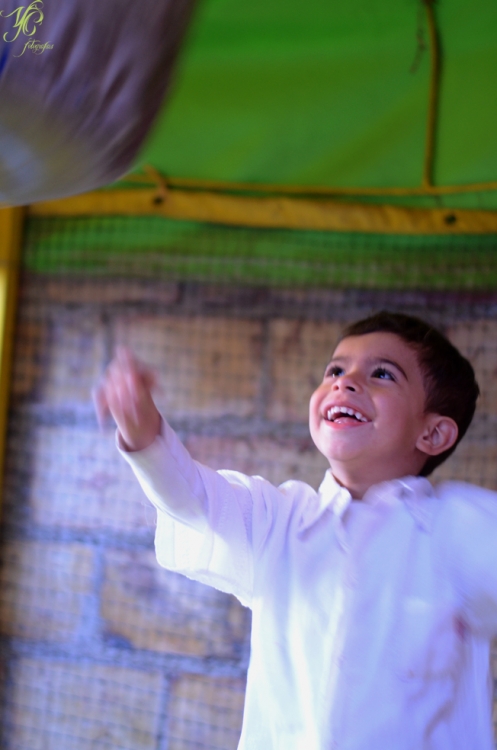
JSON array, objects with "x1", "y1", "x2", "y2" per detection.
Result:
[{"x1": 316, "y1": 470, "x2": 435, "y2": 532}]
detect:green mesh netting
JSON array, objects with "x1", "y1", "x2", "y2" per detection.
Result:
[{"x1": 23, "y1": 216, "x2": 497, "y2": 288}]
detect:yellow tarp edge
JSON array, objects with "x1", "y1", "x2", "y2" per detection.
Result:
[{"x1": 29, "y1": 189, "x2": 497, "y2": 234}]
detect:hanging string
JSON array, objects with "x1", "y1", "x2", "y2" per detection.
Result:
[
  {"x1": 410, "y1": 2, "x2": 428, "y2": 74},
  {"x1": 422, "y1": 0, "x2": 441, "y2": 188}
]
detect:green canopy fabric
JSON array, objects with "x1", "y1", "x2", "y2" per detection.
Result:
[
  {"x1": 23, "y1": 215, "x2": 497, "y2": 288},
  {"x1": 137, "y1": 0, "x2": 497, "y2": 209}
]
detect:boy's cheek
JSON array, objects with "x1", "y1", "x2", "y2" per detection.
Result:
[
  {"x1": 309, "y1": 397, "x2": 325, "y2": 434},
  {"x1": 308, "y1": 404, "x2": 323, "y2": 445},
  {"x1": 309, "y1": 385, "x2": 326, "y2": 413},
  {"x1": 308, "y1": 393, "x2": 319, "y2": 422}
]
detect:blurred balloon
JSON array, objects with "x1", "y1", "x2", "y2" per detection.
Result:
[{"x1": 0, "y1": 0, "x2": 195, "y2": 205}]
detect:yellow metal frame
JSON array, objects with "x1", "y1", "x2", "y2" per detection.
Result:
[
  {"x1": 114, "y1": 172, "x2": 497, "y2": 199},
  {"x1": 0, "y1": 208, "x2": 24, "y2": 506},
  {"x1": 30, "y1": 188, "x2": 497, "y2": 234}
]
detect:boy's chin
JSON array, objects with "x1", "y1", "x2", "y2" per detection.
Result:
[
  {"x1": 314, "y1": 430, "x2": 372, "y2": 462},
  {"x1": 319, "y1": 442, "x2": 371, "y2": 465},
  {"x1": 311, "y1": 427, "x2": 383, "y2": 468}
]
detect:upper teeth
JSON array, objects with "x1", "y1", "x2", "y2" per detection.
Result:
[{"x1": 327, "y1": 406, "x2": 368, "y2": 422}]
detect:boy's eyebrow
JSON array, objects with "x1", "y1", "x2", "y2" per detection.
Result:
[{"x1": 327, "y1": 355, "x2": 409, "y2": 381}]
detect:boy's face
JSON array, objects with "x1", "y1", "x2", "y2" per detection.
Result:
[{"x1": 309, "y1": 332, "x2": 435, "y2": 484}]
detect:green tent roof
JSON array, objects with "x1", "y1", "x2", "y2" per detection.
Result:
[{"x1": 136, "y1": 0, "x2": 497, "y2": 209}]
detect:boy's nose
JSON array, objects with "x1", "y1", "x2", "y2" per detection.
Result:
[{"x1": 332, "y1": 375, "x2": 359, "y2": 392}]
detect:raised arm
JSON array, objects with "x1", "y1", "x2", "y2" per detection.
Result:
[
  {"x1": 93, "y1": 347, "x2": 274, "y2": 605},
  {"x1": 93, "y1": 347, "x2": 209, "y2": 530}
]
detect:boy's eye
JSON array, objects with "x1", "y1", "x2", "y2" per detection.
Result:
[
  {"x1": 372, "y1": 367, "x2": 395, "y2": 381},
  {"x1": 325, "y1": 364, "x2": 344, "y2": 377}
]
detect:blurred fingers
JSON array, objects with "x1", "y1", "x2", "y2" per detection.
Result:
[
  {"x1": 93, "y1": 347, "x2": 158, "y2": 444},
  {"x1": 92, "y1": 382, "x2": 109, "y2": 428}
]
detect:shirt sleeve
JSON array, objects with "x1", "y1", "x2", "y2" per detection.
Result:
[
  {"x1": 439, "y1": 481, "x2": 497, "y2": 636},
  {"x1": 117, "y1": 418, "x2": 276, "y2": 607}
]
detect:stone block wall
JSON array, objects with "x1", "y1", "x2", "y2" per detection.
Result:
[{"x1": 1, "y1": 275, "x2": 497, "y2": 748}]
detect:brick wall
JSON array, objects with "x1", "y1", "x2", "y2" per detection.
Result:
[{"x1": 1, "y1": 275, "x2": 497, "y2": 748}]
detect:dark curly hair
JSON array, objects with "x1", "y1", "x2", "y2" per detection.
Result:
[{"x1": 338, "y1": 311, "x2": 480, "y2": 476}]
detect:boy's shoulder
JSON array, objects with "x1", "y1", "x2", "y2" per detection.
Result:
[
  {"x1": 216, "y1": 469, "x2": 322, "y2": 532},
  {"x1": 215, "y1": 468, "x2": 320, "y2": 518},
  {"x1": 216, "y1": 468, "x2": 317, "y2": 497},
  {"x1": 434, "y1": 479, "x2": 497, "y2": 505},
  {"x1": 429, "y1": 480, "x2": 497, "y2": 584},
  {"x1": 431, "y1": 479, "x2": 497, "y2": 531},
  {"x1": 277, "y1": 477, "x2": 319, "y2": 496}
]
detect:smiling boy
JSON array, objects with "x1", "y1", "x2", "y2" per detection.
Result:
[
  {"x1": 309, "y1": 326, "x2": 460, "y2": 499},
  {"x1": 95, "y1": 311, "x2": 497, "y2": 750}
]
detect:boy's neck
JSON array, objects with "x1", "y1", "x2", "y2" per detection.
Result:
[
  {"x1": 331, "y1": 472, "x2": 372, "y2": 501},
  {"x1": 330, "y1": 459, "x2": 425, "y2": 500}
]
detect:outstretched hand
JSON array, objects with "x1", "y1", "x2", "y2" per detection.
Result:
[{"x1": 93, "y1": 346, "x2": 161, "y2": 452}]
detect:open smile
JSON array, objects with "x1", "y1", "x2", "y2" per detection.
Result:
[{"x1": 324, "y1": 405, "x2": 371, "y2": 427}]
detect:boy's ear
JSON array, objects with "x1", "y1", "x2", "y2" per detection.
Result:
[{"x1": 416, "y1": 414, "x2": 459, "y2": 457}]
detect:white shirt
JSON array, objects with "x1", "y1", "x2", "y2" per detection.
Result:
[{"x1": 119, "y1": 419, "x2": 497, "y2": 750}]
